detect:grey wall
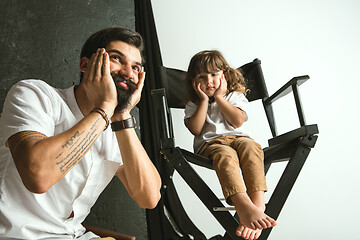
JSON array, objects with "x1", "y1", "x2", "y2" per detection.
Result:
[{"x1": 0, "y1": 1, "x2": 147, "y2": 239}]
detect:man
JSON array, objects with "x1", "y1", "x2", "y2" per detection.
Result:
[{"x1": 0, "y1": 27, "x2": 161, "y2": 239}]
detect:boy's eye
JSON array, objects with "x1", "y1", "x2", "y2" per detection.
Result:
[{"x1": 211, "y1": 73, "x2": 218, "y2": 76}]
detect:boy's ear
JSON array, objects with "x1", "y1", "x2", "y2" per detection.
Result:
[{"x1": 79, "y1": 57, "x2": 89, "y2": 73}]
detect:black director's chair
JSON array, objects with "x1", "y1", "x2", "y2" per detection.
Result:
[{"x1": 151, "y1": 58, "x2": 318, "y2": 240}]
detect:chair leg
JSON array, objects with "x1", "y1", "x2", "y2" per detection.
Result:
[
  {"x1": 258, "y1": 135, "x2": 317, "y2": 240},
  {"x1": 162, "y1": 147, "x2": 243, "y2": 240},
  {"x1": 162, "y1": 135, "x2": 317, "y2": 240}
]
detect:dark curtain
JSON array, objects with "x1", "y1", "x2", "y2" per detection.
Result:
[
  {"x1": 134, "y1": 0, "x2": 172, "y2": 239},
  {"x1": 134, "y1": 1, "x2": 209, "y2": 239}
]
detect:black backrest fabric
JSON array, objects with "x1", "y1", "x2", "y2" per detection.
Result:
[
  {"x1": 159, "y1": 58, "x2": 269, "y2": 109},
  {"x1": 239, "y1": 58, "x2": 269, "y2": 102},
  {"x1": 159, "y1": 66, "x2": 187, "y2": 109}
]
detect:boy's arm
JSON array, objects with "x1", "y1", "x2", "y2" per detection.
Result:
[
  {"x1": 185, "y1": 81, "x2": 209, "y2": 136},
  {"x1": 214, "y1": 76, "x2": 246, "y2": 128},
  {"x1": 214, "y1": 96, "x2": 246, "y2": 128},
  {"x1": 185, "y1": 99, "x2": 208, "y2": 136}
]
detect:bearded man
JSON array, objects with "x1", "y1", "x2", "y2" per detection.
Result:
[{"x1": 0, "y1": 27, "x2": 161, "y2": 239}]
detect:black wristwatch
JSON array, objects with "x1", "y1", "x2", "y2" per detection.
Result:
[{"x1": 111, "y1": 117, "x2": 136, "y2": 131}]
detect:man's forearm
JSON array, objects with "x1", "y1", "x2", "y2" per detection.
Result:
[
  {"x1": 9, "y1": 111, "x2": 108, "y2": 193},
  {"x1": 115, "y1": 127, "x2": 161, "y2": 209}
]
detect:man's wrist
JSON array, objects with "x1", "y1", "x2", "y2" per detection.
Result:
[
  {"x1": 91, "y1": 107, "x2": 110, "y2": 131},
  {"x1": 111, "y1": 116, "x2": 136, "y2": 131},
  {"x1": 96, "y1": 102, "x2": 115, "y2": 119},
  {"x1": 111, "y1": 110, "x2": 132, "y2": 122}
]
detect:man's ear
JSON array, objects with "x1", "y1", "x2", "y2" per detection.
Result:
[{"x1": 79, "y1": 57, "x2": 89, "y2": 73}]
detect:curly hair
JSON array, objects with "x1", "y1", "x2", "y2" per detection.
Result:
[{"x1": 185, "y1": 50, "x2": 247, "y2": 103}]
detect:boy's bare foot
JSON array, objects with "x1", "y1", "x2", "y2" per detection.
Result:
[
  {"x1": 236, "y1": 225, "x2": 261, "y2": 240},
  {"x1": 231, "y1": 192, "x2": 277, "y2": 230}
]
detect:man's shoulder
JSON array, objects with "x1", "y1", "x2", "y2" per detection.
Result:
[
  {"x1": 6, "y1": 79, "x2": 72, "y2": 109},
  {"x1": 11, "y1": 79, "x2": 65, "y2": 97},
  {"x1": 14, "y1": 79, "x2": 53, "y2": 90}
]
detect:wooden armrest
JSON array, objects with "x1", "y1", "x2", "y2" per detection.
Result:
[
  {"x1": 268, "y1": 124, "x2": 319, "y2": 147},
  {"x1": 264, "y1": 75, "x2": 311, "y2": 128},
  {"x1": 264, "y1": 75, "x2": 309, "y2": 105},
  {"x1": 84, "y1": 225, "x2": 135, "y2": 240}
]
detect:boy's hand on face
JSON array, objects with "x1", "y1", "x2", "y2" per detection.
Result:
[
  {"x1": 82, "y1": 48, "x2": 117, "y2": 116},
  {"x1": 214, "y1": 73, "x2": 227, "y2": 99},
  {"x1": 193, "y1": 81, "x2": 209, "y2": 103}
]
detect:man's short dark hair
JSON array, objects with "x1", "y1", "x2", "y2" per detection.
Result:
[{"x1": 80, "y1": 27, "x2": 144, "y2": 80}]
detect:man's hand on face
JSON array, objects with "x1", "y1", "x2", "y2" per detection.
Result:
[
  {"x1": 125, "y1": 68, "x2": 145, "y2": 110},
  {"x1": 112, "y1": 68, "x2": 146, "y2": 120},
  {"x1": 82, "y1": 48, "x2": 118, "y2": 117}
]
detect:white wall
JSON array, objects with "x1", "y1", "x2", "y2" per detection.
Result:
[{"x1": 152, "y1": 1, "x2": 360, "y2": 239}]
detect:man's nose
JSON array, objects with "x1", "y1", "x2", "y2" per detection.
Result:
[{"x1": 118, "y1": 64, "x2": 135, "y2": 80}]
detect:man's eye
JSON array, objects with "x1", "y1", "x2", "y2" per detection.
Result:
[
  {"x1": 111, "y1": 55, "x2": 121, "y2": 62},
  {"x1": 133, "y1": 65, "x2": 140, "y2": 72}
]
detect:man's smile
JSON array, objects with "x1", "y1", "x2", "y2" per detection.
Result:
[{"x1": 117, "y1": 81, "x2": 129, "y2": 90}]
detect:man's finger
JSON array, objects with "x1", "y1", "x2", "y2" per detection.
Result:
[
  {"x1": 136, "y1": 71, "x2": 146, "y2": 91},
  {"x1": 94, "y1": 49, "x2": 104, "y2": 80},
  {"x1": 85, "y1": 52, "x2": 98, "y2": 82},
  {"x1": 102, "y1": 51, "x2": 110, "y2": 77}
]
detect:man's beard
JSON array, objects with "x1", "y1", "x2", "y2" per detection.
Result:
[{"x1": 111, "y1": 72, "x2": 137, "y2": 112}]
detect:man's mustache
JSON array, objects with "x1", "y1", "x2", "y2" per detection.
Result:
[{"x1": 110, "y1": 72, "x2": 137, "y2": 91}]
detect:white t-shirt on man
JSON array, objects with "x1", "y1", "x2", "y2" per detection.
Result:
[{"x1": 0, "y1": 79, "x2": 122, "y2": 239}]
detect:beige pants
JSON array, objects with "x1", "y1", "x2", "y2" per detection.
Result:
[{"x1": 199, "y1": 135, "x2": 267, "y2": 204}]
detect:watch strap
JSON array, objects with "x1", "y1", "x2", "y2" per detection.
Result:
[{"x1": 111, "y1": 117, "x2": 136, "y2": 131}]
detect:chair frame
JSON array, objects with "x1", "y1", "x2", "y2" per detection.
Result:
[{"x1": 151, "y1": 59, "x2": 318, "y2": 240}]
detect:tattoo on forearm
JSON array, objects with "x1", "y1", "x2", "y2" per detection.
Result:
[
  {"x1": 61, "y1": 131, "x2": 80, "y2": 149},
  {"x1": 56, "y1": 117, "x2": 101, "y2": 174},
  {"x1": 9, "y1": 118, "x2": 103, "y2": 175},
  {"x1": 9, "y1": 131, "x2": 46, "y2": 161}
]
